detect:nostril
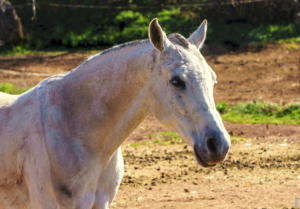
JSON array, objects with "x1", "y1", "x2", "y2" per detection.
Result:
[{"x1": 206, "y1": 137, "x2": 218, "y2": 155}]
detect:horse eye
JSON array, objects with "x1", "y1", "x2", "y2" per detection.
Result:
[{"x1": 170, "y1": 76, "x2": 185, "y2": 89}]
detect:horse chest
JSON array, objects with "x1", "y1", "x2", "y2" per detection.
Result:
[{"x1": 0, "y1": 174, "x2": 30, "y2": 209}]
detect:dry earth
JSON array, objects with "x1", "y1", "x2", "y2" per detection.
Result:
[
  {"x1": 1, "y1": 45, "x2": 300, "y2": 208},
  {"x1": 120, "y1": 115, "x2": 300, "y2": 209},
  {"x1": 113, "y1": 140, "x2": 300, "y2": 209}
]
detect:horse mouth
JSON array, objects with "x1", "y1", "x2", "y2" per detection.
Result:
[{"x1": 193, "y1": 146, "x2": 216, "y2": 168}]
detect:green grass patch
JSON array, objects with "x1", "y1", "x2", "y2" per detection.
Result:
[
  {"x1": 0, "y1": 46, "x2": 68, "y2": 57},
  {"x1": 0, "y1": 83, "x2": 31, "y2": 95},
  {"x1": 130, "y1": 141, "x2": 150, "y2": 147},
  {"x1": 285, "y1": 43, "x2": 299, "y2": 50},
  {"x1": 230, "y1": 136, "x2": 247, "y2": 143},
  {"x1": 148, "y1": 132, "x2": 183, "y2": 145},
  {"x1": 0, "y1": 45, "x2": 105, "y2": 57},
  {"x1": 217, "y1": 101, "x2": 300, "y2": 125}
]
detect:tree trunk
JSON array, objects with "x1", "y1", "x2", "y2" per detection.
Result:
[{"x1": 0, "y1": 0, "x2": 23, "y2": 45}]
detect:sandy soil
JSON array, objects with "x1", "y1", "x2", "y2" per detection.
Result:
[
  {"x1": 120, "y1": 116, "x2": 300, "y2": 209},
  {"x1": 1, "y1": 45, "x2": 300, "y2": 208},
  {"x1": 208, "y1": 45, "x2": 300, "y2": 104},
  {"x1": 113, "y1": 140, "x2": 300, "y2": 209}
]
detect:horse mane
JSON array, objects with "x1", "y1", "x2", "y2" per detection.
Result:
[
  {"x1": 167, "y1": 33, "x2": 190, "y2": 49},
  {"x1": 79, "y1": 39, "x2": 150, "y2": 66}
]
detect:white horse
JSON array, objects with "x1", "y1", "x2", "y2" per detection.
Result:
[{"x1": 0, "y1": 19, "x2": 230, "y2": 208}]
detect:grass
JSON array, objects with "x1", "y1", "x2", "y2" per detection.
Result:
[
  {"x1": 130, "y1": 132, "x2": 183, "y2": 147},
  {"x1": 217, "y1": 101, "x2": 300, "y2": 125},
  {"x1": 130, "y1": 141, "x2": 150, "y2": 147},
  {"x1": 148, "y1": 132, "x2": 183, "y2": 145},
  {"x1": 231, "y1": 136, "x2": 247, "y2": 143},
  {"x1": 0, "y1": 45, "x2": 104, "y2": 57},
  {"x1": 0, "y1": 46, "x2": 68, "y2": 57},
  {"x1": 0, "y1": 83, "x2": 31, "y2": 95}
]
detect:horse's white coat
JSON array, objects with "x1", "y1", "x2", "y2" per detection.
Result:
[{"x1": 0, "y1": 19, "x2": 230, "y2": 208}]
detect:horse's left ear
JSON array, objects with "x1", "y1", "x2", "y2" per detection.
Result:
[
  {"x1": 149, "y1": 18, "x2": 173, "y2": 52},
  {"x1": 188, "y1": 20, "x2": 207, "y2": 49}
]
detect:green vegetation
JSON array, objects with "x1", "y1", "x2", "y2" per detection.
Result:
[
  {"x1": 0, "y1": 83, "x2": 31, "y2": 95},
  {"x1": 0, "y1": 46, "x2": 69, "y2": 57},
  {"x1": 130, "y1": 141, "x2": 150, "y2": 147},
  {"x1": 130, "y1": 131, "x2": 183, "y2": 147},
  {"x1": 2, "y1": 2, "x2": 300, "y2": 54},
  {"x1": 0, "y1": 45, "x2": 104, "y2": 57},
  {"x1": 39, "y1": 13, "x2": 300, "y2": 48},
  {"x1": 217, "y1": 101, "x2": 300, "y2": 125},
  {"x1": 231, "y1": 136, "x2": 247, "y2": 143},
  {"x1": 148, "y1": 131, "x2": 183, "y2": 145}
]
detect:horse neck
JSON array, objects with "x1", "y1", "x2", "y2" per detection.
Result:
[{"x1": 60, "y1": 41, "x2": 157, "y2": 159}]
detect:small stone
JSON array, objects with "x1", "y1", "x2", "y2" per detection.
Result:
[
  {"x1": 184, "y1": 189, "x2": 189, "y2": 193},
  {"x1": 215, "y1": 58, "x2": 222, "y2": 64},
  {"x1": 149, "y1": 187, "x2": 152, "y2": 190}
]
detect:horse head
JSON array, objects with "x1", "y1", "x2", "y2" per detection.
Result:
[{"x1": 147, "y1": 18, "x2": 230, "y2": 167}]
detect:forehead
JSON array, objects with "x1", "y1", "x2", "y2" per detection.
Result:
[
  {"x1": 168, "y1": 33, "x2": 190, "y2": 49},
  {"x1": 166, "y1": 37, "x2": 209, "y2": 75}
]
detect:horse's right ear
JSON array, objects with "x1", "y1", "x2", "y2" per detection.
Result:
[
  {"x1": 149, "y1": 18, "x2": 173, "y2": 52},
  {"x1": 188, "y1": 20, "x2": 207, "y2": 49}
]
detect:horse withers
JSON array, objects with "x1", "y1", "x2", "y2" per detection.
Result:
[{"x1": 0, "y1": 18, "x2": 230, "y2": 208}]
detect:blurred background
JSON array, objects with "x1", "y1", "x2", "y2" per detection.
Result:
[{"x1": 0, "y1": 0, "x2": 300, "y2": 50}]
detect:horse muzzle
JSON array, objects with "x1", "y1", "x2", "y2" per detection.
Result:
[{"x1": 193, "y1": 133, "x2": 230, "y2": 167}]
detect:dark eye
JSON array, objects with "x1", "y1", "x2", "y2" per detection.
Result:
[{"x1": 170, "y1": 76, "x2": 185, "y2": 89}]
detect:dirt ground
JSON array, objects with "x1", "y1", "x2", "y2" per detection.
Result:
[
  {"x1": 119, "y1": 114, "x2": 300, "y2": 209},
  {"x1": 112, "y1": 140, "x2": 300, "y2": 209},
  {"x1": 1, "y1": 45, "x2": 300, "y2": 208}
]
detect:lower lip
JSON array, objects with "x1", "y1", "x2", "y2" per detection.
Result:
[{"x1": 193, "y1": 146, "x2": 216, "y2": 168}]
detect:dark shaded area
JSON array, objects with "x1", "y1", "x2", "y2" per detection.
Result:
[
  {"x1": 1, "y1": 0, "x2": 300, "y2": 50},
  {"x1": 59, "y1": 185, "x2": 72, "y2": 198},
  {"x1": 0, "y1": 0, "x2": 23, "y2": 45}
]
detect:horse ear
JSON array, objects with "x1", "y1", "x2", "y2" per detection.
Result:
[
  {"x1": 149, "y1": 18, "x2": 173, "y2": 52},
  {"x1": 188, "y1": 20, "x2": 207, "y2": 49}
]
